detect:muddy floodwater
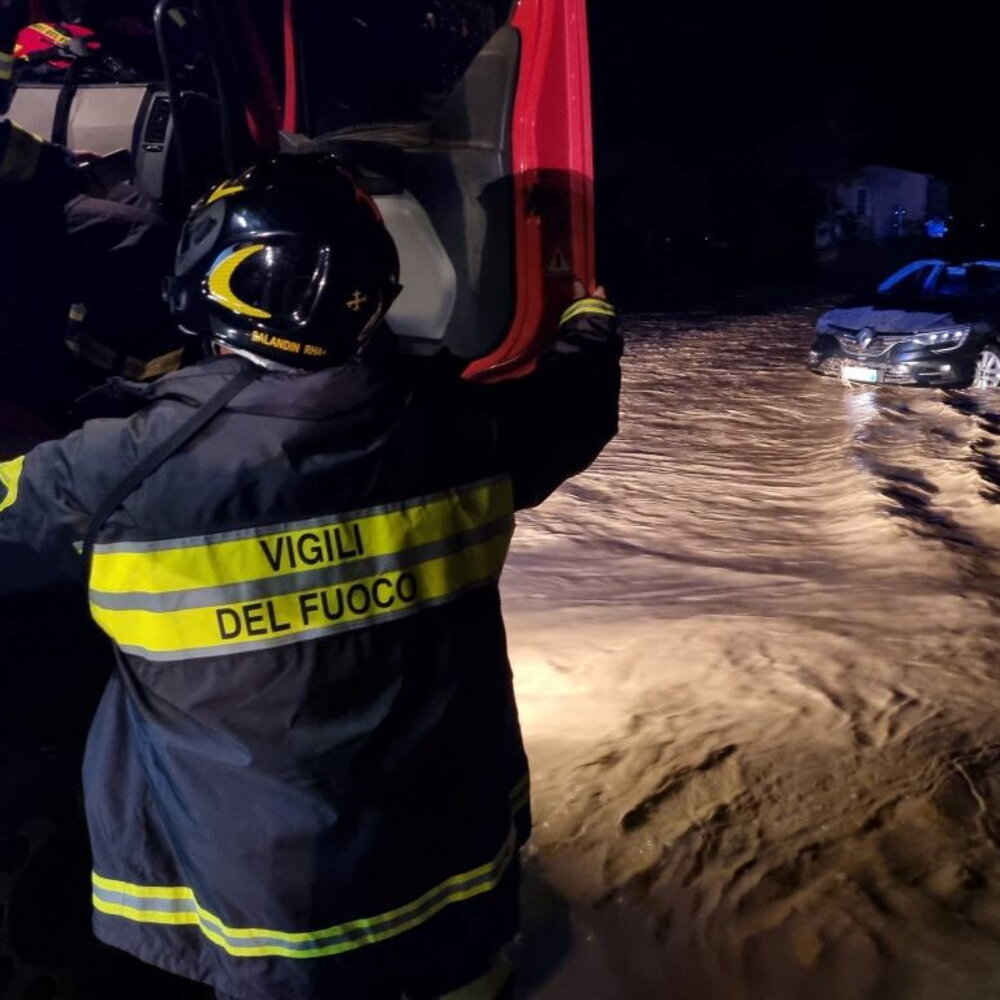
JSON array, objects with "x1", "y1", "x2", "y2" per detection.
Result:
[
  {"x1": 505, "y1": 303, "x2": 1000, "y2": 999},
  {"x1": 8, "y1": 300, "x2": 1000, "y2": 1000}
]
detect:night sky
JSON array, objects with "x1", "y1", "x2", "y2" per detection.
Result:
[
  {"x1": 591, "y1": 0, "x2": 999, "y2": 180},
  {"x1": 9, "y1": 0, "x2": 992, "y2": 300},
  {"x1": 587, "y1": 0, "x2": 1000, "y2": 295}
]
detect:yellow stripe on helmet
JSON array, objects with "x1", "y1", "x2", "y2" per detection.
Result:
[
  {"x1": 205, "y1": 181, "x2": 246, "y2": 206},
  {"x1": 206, "y1": 244, "x2": 272, "y2": 320}
]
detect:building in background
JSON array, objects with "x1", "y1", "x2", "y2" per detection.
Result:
[{"x1": 816, "y1": 164, "x2": 950, "y2": 252}]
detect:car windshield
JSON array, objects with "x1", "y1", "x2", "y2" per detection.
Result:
[
  {"x1": 881, "y1": 262, "x2": 1000, "y2": 300},
  {"x1": 930, "y1": 264, "x2": 1000, "y2": 298}
]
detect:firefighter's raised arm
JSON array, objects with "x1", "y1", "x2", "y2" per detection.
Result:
[{"x1": 475, "y1": 280, "x2": 623, "y2": 510}]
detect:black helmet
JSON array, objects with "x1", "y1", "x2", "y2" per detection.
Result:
[{"x1": 166, "y1": 154, "x2": 401, "y2": 370}]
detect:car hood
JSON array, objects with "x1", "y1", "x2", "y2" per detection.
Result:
[{"x1": 819, "y1": 297, "x2": 982, "y2": 333}]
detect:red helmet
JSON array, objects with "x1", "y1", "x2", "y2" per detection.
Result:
[{"x1": 14, "y1": 21, "x2": 100, "y2": 71}]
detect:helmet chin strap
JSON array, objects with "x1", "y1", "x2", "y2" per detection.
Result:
[{"x1": 355, "y1": 287, "x2": 399, "y2": 353}]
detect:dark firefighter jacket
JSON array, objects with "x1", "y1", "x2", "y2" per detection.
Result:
[
  {"x1": 1, "y1": 118, "x2": 171, "y2": 423},
  {"x1": 0, "y1": 298, "x2": 620, "y2": 999}
]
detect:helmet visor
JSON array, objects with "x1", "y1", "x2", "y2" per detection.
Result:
[{"x1": 206, "y1": 238, "x2": 330, "y2": 329}]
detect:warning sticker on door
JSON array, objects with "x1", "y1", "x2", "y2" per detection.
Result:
[{"x1": 546, "y1": 247, "x2": 572, "y2": 275}]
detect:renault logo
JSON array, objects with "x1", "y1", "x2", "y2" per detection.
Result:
[{"x1": 857, "y1": 327, "x2": 874, "y2": 350}]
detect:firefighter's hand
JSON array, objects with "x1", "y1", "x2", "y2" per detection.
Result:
[
  {"x1": 558, "y1": 280, "x2": 617, "y2": 344},
  {"x1": 76, "y1": 148, "x2": 135, "y2": 196},
  {"x1": 571, "y1": 279, "x2": 608, "y2": 302}
]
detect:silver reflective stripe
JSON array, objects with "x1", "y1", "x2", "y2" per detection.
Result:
[
  {"x1": 90, "y1": 517, "x2": 512, "y2": 613},
  {"x1": 90, "y1": 476, "x2": 509, "y2": 555}
]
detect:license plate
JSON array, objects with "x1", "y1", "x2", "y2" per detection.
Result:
[{"x1": 842, "y1": 365, "x2": 879, "y2": 384}]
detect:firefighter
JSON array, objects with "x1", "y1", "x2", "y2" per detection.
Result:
[
  {"x1": 1, "y1": 8, "x2": 172, "y2": 428},
  {"x1": 0, "y1": 153, "x2": 621, "y2": 999},
  {"x1": 1, "y1": 5, "x2": 83, "y2": 423}
]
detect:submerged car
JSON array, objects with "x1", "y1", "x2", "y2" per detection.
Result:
[{"x1": 809, "y1": 259, "x2": 1000, "y2": 388}]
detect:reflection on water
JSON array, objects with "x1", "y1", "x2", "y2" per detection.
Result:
[
  {"x1": 507, "y1": 307, "x2": 1000, "y2": 620},
  {"x1": 842, "y1": 385, "x2": 879, "y2": 430}
]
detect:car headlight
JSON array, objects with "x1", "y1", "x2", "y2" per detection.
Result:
[{"x1": 910, "y1": 326, "x2": 971, "y2": 351}]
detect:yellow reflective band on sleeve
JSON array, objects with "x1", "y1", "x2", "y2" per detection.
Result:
[
  {"x1": 206, "y1": 244, "x2": 272, "y2": 319},
  {"x1": 559, "y1": 297, "x2": 617, "y2": 326},
  {"x1": 168, "y1": 7, "x2": 188, "y2": 27},
  {"x1": 0, "y1": 51, "x2": 13, "y2": 81},
  {"x1": 91, "y1": 777, "x2": 528, "y2": 958},
  {"x1": 0, "y1": 124, "x2": 43, "y2": 184},
  {"x1": 0, "y1": 456, "x2": 25, "y2": 514},
  {"x1": 88, "y1": 478, "x2": 514, "y2": 660}
]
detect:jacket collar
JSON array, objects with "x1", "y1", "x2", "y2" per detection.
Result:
[{"x1": 149, "y1": 354, "x2": 405, "y2": 420}]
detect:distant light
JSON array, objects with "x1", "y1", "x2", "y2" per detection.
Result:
[{"x1": 925, "y1": 217, "x2": 948, "y2": 239}]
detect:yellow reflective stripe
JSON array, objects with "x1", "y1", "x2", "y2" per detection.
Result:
[
  {"x1": 206, "y1": 244, "x2": 272, "y2": 319},
  {"x1": 0, "y1": 456, "x2": 25, "y2": 514},
  {"x1": 559, "y1": 297, "x2": 616, "y2": 326},
  {"x1": 508, "y1": 774, "x2": 529, "y2": 813},
  {"x1": 0, "y1": 123, "x2": 43, "y2": 184},
  {"x1": 94, "y1": 847, "x2": 511, "y2": 957},
  {"x1": 92, "y1": 788, "x2": 526, "y2": 958},
  {"x1": 90, "y1": 531, "x2": 510, "y2": 655},
  {"x1": 168, "y1": 7, "x2": 188, "y2": 27},
  {"x1": 92, "y1": 875, "x2": 192, "y2": 899},
  {"x1": 95, "y1": 835, "x2": 512, "y2": 946},
  {"x1": 559, "y1": 298, "x2": 616, "y2": 325},
  {"x1": 205, "y1": 181, "x2": 245, "y2": 205},
  {"x1": 0, "y1": 51, "x2": 13, "y2": 81},
  {"x1": 29, "y1": 22, "x2": 73, "y2": 46},
  {"x1": 90, "y1": 480, "x2": 511, "y2": 595}
]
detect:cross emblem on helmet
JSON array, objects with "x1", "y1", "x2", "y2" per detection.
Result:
[{"x1": 346, "y1": 291, "x2": 368, "y2": 312}]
